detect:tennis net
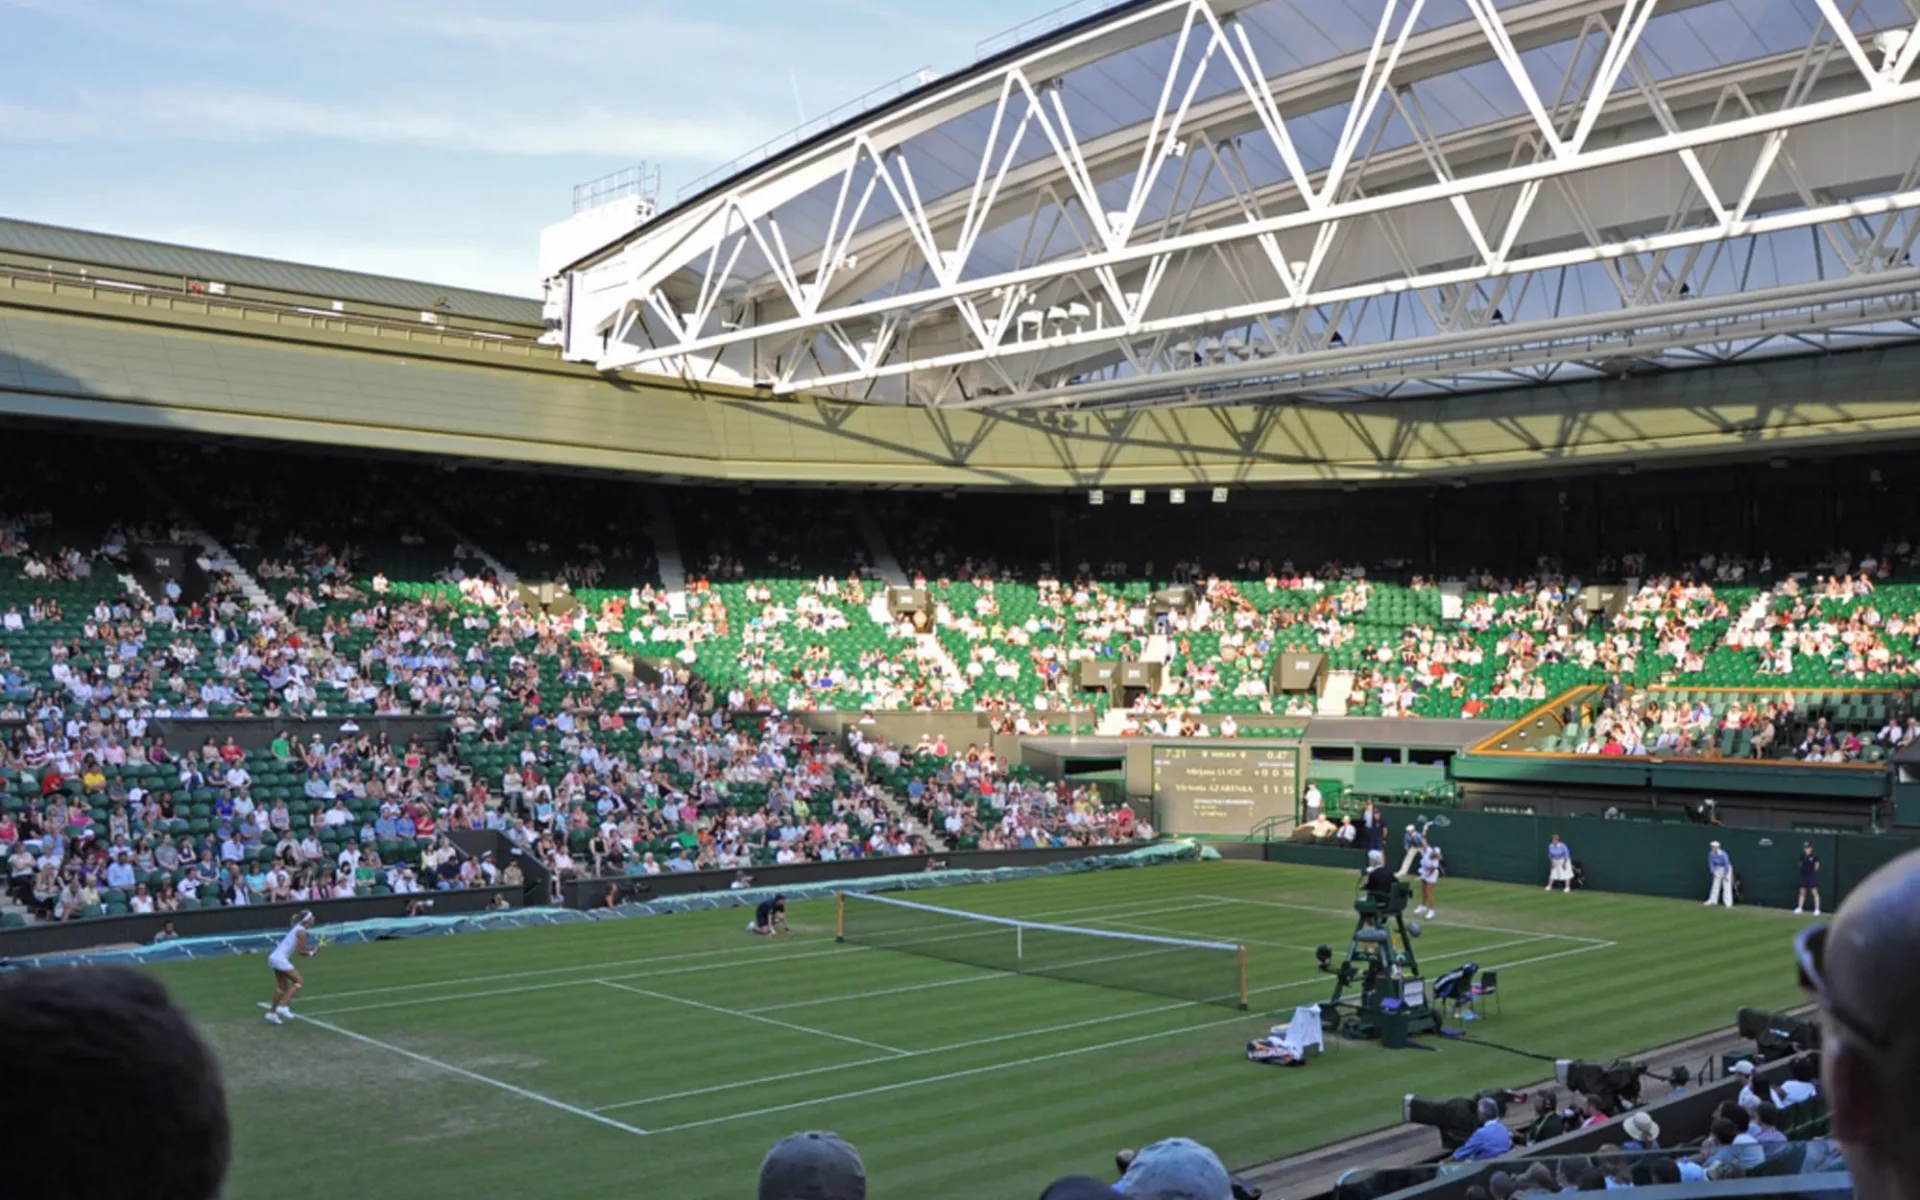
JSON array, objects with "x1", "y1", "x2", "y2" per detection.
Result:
[{"x1": 837, "y1": 891, "x2": 1247, "y2": 1009}]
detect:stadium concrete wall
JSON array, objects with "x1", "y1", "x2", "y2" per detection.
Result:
[{"x1": 1264, "y1": 806, "x2": 1920, "y2": 910}]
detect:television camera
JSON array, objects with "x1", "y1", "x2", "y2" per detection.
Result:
[
  {"x1": 1404, "y1": 1088, "x2": 1528, "y2": 1152},
  {"x1": 1555, "y1": 1058, "x2": 1647, "y2": 1113},
  {"x1": 1315, "y1": 878, "x2": 1439, "y2": 1043},
  {"x1": 1736, "y1": 1007, "x2": 1821, "y2": 1060}
]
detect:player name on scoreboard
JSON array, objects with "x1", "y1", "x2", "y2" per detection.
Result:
[{"x1": 1151, "y1": 744, "x2": 1298, "y2": 836}]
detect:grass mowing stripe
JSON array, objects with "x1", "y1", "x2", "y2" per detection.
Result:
[
  {"x1": 302, "y1": 895, "x2": 1214, "y2": 1005},
  {"x1": 274, "y1": 1006, "x2": 651, "y2": 1138},
  {"x1": 1083, "y1": 915, "x2": 1318, "y2": 952},
  {"x1": 1486, "y1": 941, "x2": 1617, "y2": 971},
  {"x1": 1200, "y1": 895, "x2": 1615, "y2": 944},
  {"x1": 645, "y1": 1008, "x2": 1263, "y2": 1136},
  {"x1": 742, "y1": 971, "x2": 1006, "y2": 1013},
  {"x1": 599, "y1": 931, "x2": 1585, "y2": 1117},
  {"x1": 301, "y1": 946, "x2": 870, "y2": 1017},
  {"x1": 595, "y1": 979, "x2": 911, "y2": 1055}
]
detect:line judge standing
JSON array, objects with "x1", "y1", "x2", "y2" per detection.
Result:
[
  {"x1": 1705, "y1": 840, "x2": 1735, "y2": 907},
  {"x1": 1545, "y1": 833, "x2": 1574, "y2": 893}
]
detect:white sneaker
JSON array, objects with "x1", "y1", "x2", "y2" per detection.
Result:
[
  {"x1": 1426, "y1": 910, "x2": 1437, "y2": 919},
  {"x1": 1544, "y1": 885, "x2": 1552, "y2": 891},
  {"x1": 1793, "y1": 908, "x2": 1803, "y2": 915},
  {"x1": 276, "y1": 1006, "x2": 292, "y2": 1017},
  {"x1": 265, "y1": 1011, "x2": 282, "y2": 1025}
]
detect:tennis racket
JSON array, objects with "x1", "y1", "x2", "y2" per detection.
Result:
[{"x1": 1428, "y1": 814, "x2": 1452, "y2": 829}]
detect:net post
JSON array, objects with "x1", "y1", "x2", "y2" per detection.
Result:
[
  {"x1": 836, "y1": 892, "x2": 845, "y2": 943},
  {"x1": 1238, "y1": 945, "x2": 1249, "y2": 1011}
]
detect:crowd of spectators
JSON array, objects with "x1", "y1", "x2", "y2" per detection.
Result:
[{"x1": 854, "y1": 728, "x2": 1152, "y2": 851}]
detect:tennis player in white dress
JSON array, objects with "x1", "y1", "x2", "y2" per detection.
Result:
[{"x1": 265, "y1": 910, "x2": 319, "y2": 1025}]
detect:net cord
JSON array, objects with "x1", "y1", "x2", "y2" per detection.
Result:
[{"x1": 840, "y1": 890, "x2": 1242, "y2": 954}]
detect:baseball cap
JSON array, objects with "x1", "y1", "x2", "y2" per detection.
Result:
[
  {"x1": 758, "y1": 1131, "x2": 866, "y2": 1200},
  {"x1": 1624, "y1": 1111, "x2": 1660, "y2": 1143},
  {"x1": 1727, "y1": 1060, "x2": 1755, "y2": 1076},
  {"x1": 1116, "y1": 1137, "x2": 1232, "y2": 1200}
]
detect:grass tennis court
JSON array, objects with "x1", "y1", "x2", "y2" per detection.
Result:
[{"x1": 147, "y1": 861, "x2": 1809, "y2": 1200}]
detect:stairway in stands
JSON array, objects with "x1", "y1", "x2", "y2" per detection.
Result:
[
  {"x1": 644, "y1": 486, "x2": 688, "y2": 592},
  {"x1": 138, "y1": 468, "x2": 287, "y2": 624},
  {"x1": 1318, "y1": 670, "x2": 1356, "y2": 715},
  {"x1": 848, "y1": 494, "x2": 907, "y2": 585}
]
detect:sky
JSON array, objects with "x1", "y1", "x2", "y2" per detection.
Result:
[{"x1": 0, "y1": 0, "x2": 1059, "y2": 297}]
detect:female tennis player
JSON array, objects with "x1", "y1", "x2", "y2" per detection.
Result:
[
  {"x1": 265, "y1": 910, "x2": 320, "y2": 1025},
  {"x1": 1415, "y1": 844, "x2": 1444, "y2": 919}
]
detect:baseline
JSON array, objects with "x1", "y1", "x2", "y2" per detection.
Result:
[
  {"x1": 304, "y1": 893, "x2": 1205, "y2": 1006},
  {"x1": 1199, "y1": 895, "x2": 1615, "y2": 943}
]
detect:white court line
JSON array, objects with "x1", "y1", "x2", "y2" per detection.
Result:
[
  {"x1": 303, "y1": 893, "x2": 1201, "y2": 1005},
  {"x1": 595, "y1": 996, "x2": 1208, "y2": 1112},
  {"x1": 302, "y1": 946, "x2": 868, "y2": 1018},
  {"x1": 744, "y1": 972, "x2": 1006, "y2": 1013},
  {"x1": 644, "y1": 1009, "x2": 1263, "y2": 1135},
  {"x1": 597, "y1": 930, "x2": 1572, "y2": 1115},
  {"x1": 267, "y1": 1005, "x2": 649, "y2": 1138},
  {"x1": 308, "y1": 943, "x2": 860, "y2": 1003},
  {"x1": 1080, "y1": 915, "x2": 1318, "y2": 952},
  {"x1": 639, "y1": 932, "x2": 1621, "y2": 1132},
  {"x1": 595, "y1": 979, "x2": 910, "y2": 1056},
  {"x1": 1199, "y1": 895, "x2": 1614, "y2": 944},
  {"x1": 1482, "y1": 941, "x2": 1617, "y2": 970}
]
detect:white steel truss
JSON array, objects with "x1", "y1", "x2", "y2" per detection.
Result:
[{"x1": 559, "y1": 0, "x2": 1920, "y2": 410}]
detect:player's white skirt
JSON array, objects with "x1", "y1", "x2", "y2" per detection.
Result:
[
  {"x1": 268, "y1": 952, "x2": 295, "y2": 973},
  {"x1": 1418, "y1": 869, "x2": 1441, "y2": 885},
  {"x1": 1550, "y1": 860, "x2": 1574, "y2": 883}
]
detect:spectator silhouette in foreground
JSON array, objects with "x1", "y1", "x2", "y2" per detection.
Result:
[
  {"x1": 0, "y1": 966, "x2": 229, "y2": 1199},
  {"x1": 760, "y1": 1131, "x2": 866, "y2": 1200},
  {"x1": 1804, "y1": 846, "x2": 1920, "y2": 1200}
]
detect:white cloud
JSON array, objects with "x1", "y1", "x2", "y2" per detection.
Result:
[{"x1": 0, "y1": 90, "x2": 775, "y2": 161}]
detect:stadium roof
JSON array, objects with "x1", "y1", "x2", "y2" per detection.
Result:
[
  {"x1": 556, "y1": 0, "x2": 1920, "y2": 412},
  {"x1": 0, "y1": 217, "x2": 542, "y2": 327}
]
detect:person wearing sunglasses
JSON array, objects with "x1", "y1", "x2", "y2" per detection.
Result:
[{"x1": 1797, "y1": 847, "x2": 1920, "y2": 1200}]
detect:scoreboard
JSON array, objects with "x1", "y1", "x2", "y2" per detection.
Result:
[{"x1": 1151, "y1": 744, "x2": 1299, "y2": 836}]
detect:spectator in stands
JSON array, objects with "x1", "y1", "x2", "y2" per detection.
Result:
[
  {"x1": 1526, "y1": 1091, "x2": 1566, "y2": 1144},
  {"x1": 1751, "y1": 1102, "x2": 1789, "y2": 1157},
  {"x1": 1621, "y1": 1110, "x2": 1660, "y2": 1152},
  {"x1": 1451, "y1": 1097, "x2": 1514, "y2": 1161},
  {"x1": 1780, "y1": 1056, "x2": 1818, "y2": 1104},
  {"x1": 1728, "y1": 1060, "x2": 1784, "y2": 1111},
  {"x1": 1595, "y1": 1144, "x2": 1632, "y2": 1189},
  {"x1": 1804, "y1": 847, "x2": 1920, "y2": 1200},
  {"x1": 0, "y1": 967, "x2": 229, "y2": 1199},
  {"x1": 758, "y1": 1131, "x2": 866, "y2": 1200},
  {"x1": 1701, "y1": 1108, "x2": 1764, "y2": 1173}
]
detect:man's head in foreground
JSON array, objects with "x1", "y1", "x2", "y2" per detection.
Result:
[
  {"x1": 1115, "y1": 1136, "x2": 1233, "y2": 1200},
  {"x1": 0, "y1": 966, "x2": 230, "y2": 1200},
  {"x1": 1807, "y1": 847, "x2": 1920, "y2": 1200},
  {"x1": 760, "y1": 1131, "x2": 867, "y2": 1200}
]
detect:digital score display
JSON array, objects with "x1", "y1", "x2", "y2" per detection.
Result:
[{"x1": 1151, "y1": 744, "x2": 1299, "y2": 836}]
